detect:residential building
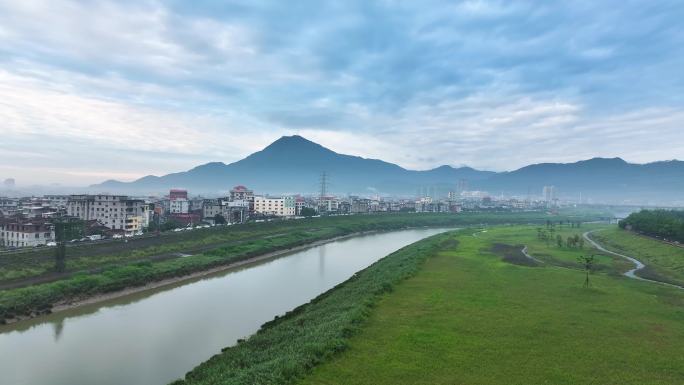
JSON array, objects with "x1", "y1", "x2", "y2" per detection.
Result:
[
  {"x1": 66, "y1": 195, "x2": 147, "y2": 232},
  {"x1": 0, "y1": 220, "x2": 54, "y2": 248},
  {"x1": 169, "y1": 189, "x2": 189, "y2": 214},
  {"x1": 254, "y1": 196, "x2": 296, "y2": 217}
]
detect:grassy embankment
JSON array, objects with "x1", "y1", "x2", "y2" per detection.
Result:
[
  {"x1": 591, "y1": 226, "x2": 684, "y2": 287},
  {"x1": 0, "y1": 212, "x2": 594, "y2": 323},
  {"x1": 172, "y1": 224, "x2": 684, "y2": 385},
  {"x1": 300, "y1": 226, "x2": 684, "y2": 385}
]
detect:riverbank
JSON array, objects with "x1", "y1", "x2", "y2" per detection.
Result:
[
  {"x1": 1, "y1": 212, "x2": 602, "y2": 325},
  {"x1": 171, "y1": 230, "x2": 461, "y2": 385},
  {"x1": 299, "y1": 225, "x2": 684, "y2": 385},
  {"x1": 5, "y1": 230, "x2": 383, "y2": 325}
]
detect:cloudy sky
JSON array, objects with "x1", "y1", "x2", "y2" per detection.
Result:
[{"x1": 1, "y1": 0, "x2": 683, "y2": 186}]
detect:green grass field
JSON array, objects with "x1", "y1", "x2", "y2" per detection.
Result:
[
  {"x1": 299, "y1": 226, "x2": 684, "y2": 385},
  {"x1": 591, "y1": 227, "x2": 684, "y2": 287}
]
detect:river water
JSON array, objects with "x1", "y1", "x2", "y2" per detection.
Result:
[{"x1": 0, "y1": 228, "x2": 449, "y2": 385}]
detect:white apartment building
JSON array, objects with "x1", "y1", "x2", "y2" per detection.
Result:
[
  {"x1": 169, "y1": 199, "x2": 189, "y2": 214},
  {"x1": 254, "y1": 196, "x2": 296, "y2": 217},
  {"x1": 0, "y1": 222, "x2": 54, "y2": 248},
  {"x1": 67, "y1": 195, "x2": 148, "y2": 232}
]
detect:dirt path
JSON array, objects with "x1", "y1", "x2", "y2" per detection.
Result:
[
  {"x1": 521, "y1": 246, "x2": 544, "y2": 264},
  {"x1": 583, "y1": 230, "x2": 684, "y2": 290}
]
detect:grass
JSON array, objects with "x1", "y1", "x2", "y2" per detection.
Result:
[
  {"x1": 170, "y1": 231, "x2": 460, "y2": 385},
  {"x1": 0, "y1": 211, "x2": 593, "y2": 283},
  {"x1": 298, "y1": 226, "x2": 684, "y2": 385},
  {"x1": 1, "y1": 212, "x2": 598, "y2": 323},
  {"x1": 591, "y1": 227, "x2": 684, "y2": 286}
]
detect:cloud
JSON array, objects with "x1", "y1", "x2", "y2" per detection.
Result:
[{"x1": 0, "y1": 0, "x2": 683, "y2": 186}]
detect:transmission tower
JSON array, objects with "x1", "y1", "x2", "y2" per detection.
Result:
[{"x1": 319, "y1": 172, "x2": 329, "y2": 213}]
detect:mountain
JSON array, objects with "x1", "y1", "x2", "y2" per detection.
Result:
[
  {"x1": 91, "y1": 135, "x2": 684, "y2": 204},
  {"x1": 92, "y1": 135, "x2": 493, "y2": 196}
]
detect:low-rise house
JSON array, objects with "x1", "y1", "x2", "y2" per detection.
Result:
[{"x1": 0, "y1": 220, "x2": 54, "y2": 248}]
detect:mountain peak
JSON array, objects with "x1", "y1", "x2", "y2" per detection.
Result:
[{"x1": 266, "y1": 135, "x2": 324, "y2": 150}]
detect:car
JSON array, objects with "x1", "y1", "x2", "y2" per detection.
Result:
[
  {"x1": 112, "y1": 234, "x2": 123, "y2": 239},
  {"x1": 46, "y1": 241, "x2": 57, "y2": 247},
  {"x1": 173, "y1": 228, "x2": 183, "y2": 232}
]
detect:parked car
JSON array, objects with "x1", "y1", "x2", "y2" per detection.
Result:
[
  {"x1": 112, "y1": 234, "x2": 123, "y2": 239},
  {"x1": 46, "y1": 241, "x2": 57, "y2": 247}
]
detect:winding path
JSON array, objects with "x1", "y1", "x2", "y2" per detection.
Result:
[
  {"x1": 521, "y1": 246, "x2": 543, "y2": 264},
  {"x1": 583, "y1": 230, "x2": 684, "y2": 290}
]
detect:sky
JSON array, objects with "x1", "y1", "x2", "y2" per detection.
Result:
[{"x1": 1, "y1": 0, "x2": 683, "y2": 186}]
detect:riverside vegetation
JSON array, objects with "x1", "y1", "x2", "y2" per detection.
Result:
[
  {"x1": 171, "y1": 223, "x2": 684, "y2": 385},
  {"x1": 0, "y1": 211, "x2": 600, "y2": 323}
]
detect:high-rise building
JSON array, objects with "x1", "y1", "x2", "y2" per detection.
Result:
[
  {"x1": 543, "y1": 186, "x2": 556, "y2": 202},
  {"x1": 457, "y1": 179, "x2": 469, "y2": 194}
]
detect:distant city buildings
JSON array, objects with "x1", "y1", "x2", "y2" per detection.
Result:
[{"x1": 0, "y1": 176, "x2": 583, "y2": 250}]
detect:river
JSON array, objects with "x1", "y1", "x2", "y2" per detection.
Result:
[{"x1": 0, "y1": 228, "x2": 449, "y2": 385}]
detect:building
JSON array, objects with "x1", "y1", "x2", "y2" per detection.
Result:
[
  {"x1": 168, "y1": 189, "x2": 189, "y2": 214},
  {"x1": 0, "y1": 220, "x2": 54, "y2": 248},
  {"x1": 542, "y1": 186, "x2": 556, "y2": 202},
  {"x1": 66, "y1": 195, "x2": 148, "y2": 233},
  {"x1": 542, "y1": 186, "x2": 558, "y2": 207},
  {"x1": 230, "y1": 185, "x2": 254, "y2": 201},
  {"x1": 203, "y1": 198, "x2": 249, "y2": 223},
  {"x1": 254, "y1": 196, "x2": 296, "y2": 217}
]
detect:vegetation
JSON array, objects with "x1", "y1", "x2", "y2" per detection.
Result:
[
  {"x1": 0, "y1": 211, "x2": 596, "y2": 284},
  {"x1": 170, "y1": 231, "x2": 459, "y2": 385},
  {"x1": 591, "y1": 226, "x2": 684, "y2": 287},
  {"x1": 299, "y1": 226, "x2": 684, "y2": 385},
  {"x1": 619, "y1": 209, "x2": 684, "y2": 242},
  {"x1": 300, "y1": 207, "x2": 317, "y2": 217},
  {"x1": 0, "y1": 212, "x2": 600, "y2": 323}
]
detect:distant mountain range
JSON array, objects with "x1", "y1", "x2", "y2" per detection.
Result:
[{"x1": 91, "y1": 135, "x2": 684, "y2": 204}]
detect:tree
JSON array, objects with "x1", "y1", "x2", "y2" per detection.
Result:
[
  {"x1": 53, "y1": 218, "x2": 84, "y2": 273},
  {"x1": 577, "y1": 254, "x2": 595, "y2": 287},
  {"x1": 556, "y1": 234, "x2": 563, "y2": 248},
  {"x1": 214, "y1": 214, "x2": 227, "y2": 225},
  {"x1": 300, "y1": 207, "x2": 317, "y2": 217}
]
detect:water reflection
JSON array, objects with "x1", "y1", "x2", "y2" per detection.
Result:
[{"x1": 1, "y1": 228, "x2": 451, "y2": 385}]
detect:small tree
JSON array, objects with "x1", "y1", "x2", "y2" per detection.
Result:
[
  {"x1": 577, "y1": 255, "x2": 595, "y2": 288},
  {"x1": 556, "y1": 234, "x2": 563, "y2": 248},
  {"x1": 214, "y1": 214, "x2": 227, "y2": 225},
  {"x1": 53, "y1": 218, "x2": 84, "y2": 273},
  {"x1": 300, "y1": 207, "x2": 317, "y2": 217}
]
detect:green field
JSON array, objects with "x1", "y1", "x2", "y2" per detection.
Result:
[
  {"x1": 169, "y1": 222, "x2": 684, "y2": 385},
  {"x1": 299, "y1": 226, "x2": 684, "y2": 385},
  {"x1": 1, "y1": 211, "x2": 593, "y2": 284},
  {"x1": 2, "y1": 212, "x2": 600, "y2": 323},
  {"x1": 591, "y1": 227, "x2": 684, "y2": 287}
]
